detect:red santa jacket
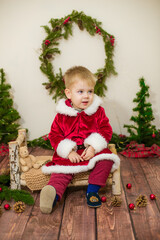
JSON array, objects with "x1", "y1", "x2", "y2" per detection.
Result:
[{"x1": 42, "y1": 95, "x2": 120, "y2": 175}]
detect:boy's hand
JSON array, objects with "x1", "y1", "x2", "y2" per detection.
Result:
[
  {"x1": 81, "y1": 146, "x2": 95, "y2": 161},
  {"x1": 68, "y1": 151, "x2": 84, "y2": 163}
]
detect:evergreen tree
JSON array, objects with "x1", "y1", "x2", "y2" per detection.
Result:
[
  {"x1": 0, "y1": 69, "x2": 21, "y2": 143},
  {"x1": 124, "y1": 77, "x2": 157, "y2": 146}
]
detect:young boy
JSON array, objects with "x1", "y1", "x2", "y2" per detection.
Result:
[{"x1": 40, "y1": 66, "x2": 120, "y2": 214}]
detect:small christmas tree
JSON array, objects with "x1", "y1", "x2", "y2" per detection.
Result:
[
  {"x1": 124, "y1": 77, "x2": 158, "y2": 146},
  {"x1": 0, "y1": 69, "x2": 21, "y2": 144}
]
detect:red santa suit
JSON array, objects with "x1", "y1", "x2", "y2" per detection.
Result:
[{"x1": 42, "y1": 95, "x2": 120, "y2": 175}]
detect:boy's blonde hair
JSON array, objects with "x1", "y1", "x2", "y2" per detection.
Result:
[{"x1": 64, "y1": 66, "x2": 96, "y2": 88}]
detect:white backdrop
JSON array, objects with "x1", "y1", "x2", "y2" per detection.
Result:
[{"x1": 0, "y1": 0, "x2": 160, "y2": 140}]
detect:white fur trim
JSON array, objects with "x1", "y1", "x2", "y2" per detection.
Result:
[
  {"x1": 56, "y1": 99, "x2": 77, "y2": 116},
  {"x1": 57, "y1": 139, "x2": 77, "y2": 158},
  {"x1": 84, "y1": 133, "x2": 107, "y2": 153},
  {"x1": 42, "y1": 153, "x2": 120, "y2": 174},
  {"x1": 56, "y1": 95, "x2": 102, "y2": 116},
  {"x1": 84, "y1": 95, "x2": 103, "y2": 115}
]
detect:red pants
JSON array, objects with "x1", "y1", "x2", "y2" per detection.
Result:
[{"x1": 47, "y1": 160, "x2": 113, "y2": 199}]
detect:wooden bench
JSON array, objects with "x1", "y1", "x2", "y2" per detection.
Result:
[{"x1": 8, "y1": 129, "x2": 121, "y2": 195}]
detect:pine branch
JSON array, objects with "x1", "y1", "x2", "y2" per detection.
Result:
[
  {"x1": 0, "y1": 186, "x2": 34, "y2": 205},
  {"x1": 41, "y1": 25, "x2": 52, "y2": 35}
]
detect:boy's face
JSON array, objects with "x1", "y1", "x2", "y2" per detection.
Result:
[{"x1": 65, "y1": 77, "x2": 94, "y2": 110}]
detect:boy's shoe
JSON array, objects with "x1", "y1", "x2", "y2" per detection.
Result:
[
  {"x1": 87, "y1": 192, "x2": 102, "y2": 208},
  {"x1": 40, "y1": 185, "x2": 56, "y2": 214}
]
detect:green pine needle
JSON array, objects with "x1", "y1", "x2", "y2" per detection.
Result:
[{"x1": 0, "y1": 185, "x2": 34, "y2": 205}]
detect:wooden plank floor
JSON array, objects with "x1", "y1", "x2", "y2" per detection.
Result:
[{"x1": 0, "y1": 147, "x2": 160, "y2": 240}]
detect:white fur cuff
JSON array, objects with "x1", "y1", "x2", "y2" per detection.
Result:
[
  {"x1": 57, "y1": 139, "x2": 77, "y2": 158},
  {"x1": 84, "y1": 133, "x2": 107, "y2": 153},
  {"x1": 42, "y1": 153, "x2": 120, "y2": 174}
]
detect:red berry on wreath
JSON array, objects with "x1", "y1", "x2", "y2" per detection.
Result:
[
  {"x1": 4, "y1": 204, "x2": 11, "y2": 210},
  {"x1": 150, "y1": 194, "x2": 156, "y2": 200},
  {"x1": 63, "y1": 16, "x2": 70, "y2": 24},
  {"x1": 126, "y1": 183, "x2": 132, "y2": 189},
  {"x1": 101, "y1": 196, "x2": 107, "y2": 202},
  {"x1": 0, "y1": 187, "x2": 2, "y2": 192},
  {"x1": 45, "y1": 40, "x2": 51, "y2": 46},
  {"x1": 128, "y1": 203, "x2": 135, "y2": 210}
]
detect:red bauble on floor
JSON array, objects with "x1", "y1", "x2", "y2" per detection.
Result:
[
  {"x1": 4, "y1": 204, "x2": 11, "y2": 210},
  {"x1": 150, "y1": 194, "x2": 156, "y2": 200},
  {"x1": 128, "y1": 203, "x2": 135, "y2": 210},
  {"x1": 101, "y1": 196, "x2": 107, "y2": 202},
  {"x1": 126, "y1": 183, "x2": 132, "y2": 189}
]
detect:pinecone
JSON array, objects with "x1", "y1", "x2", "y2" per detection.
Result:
[
  {"x1": 13, "y1": 201, "x2": 26, "y2": 213},
  {"x1": 98, "y1": 73, "x2": 104, "y2": 83},
  {"x1": 136, "y1": 195, "x2": 147, "y2": 207},
  {"x1": 111, "y1": 196, "x2": 122, "y2": 207},
  {"x1": 98, "y1": 73, "x2": 103, "y2": 78},
  {"x1": 45, "y1": 83, "x2": 52, "y2": 89},
  {"x1": 46, "y1": 54, "x2": 53, "y2": 60},
  {"x1": 53, "y1": 26, "x2": 61, "y2": 32},
  {"x1": 77, "y1": 19, "x2": 84, "y2": 30}
]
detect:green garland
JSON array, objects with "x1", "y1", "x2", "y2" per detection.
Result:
[
  {"x1": 0, "y1": 174, "x2": 10, "y2": 186},
  {"x1": 28, "y1": 134, "x2": 52, "y2": 149},
  {"x1": 110, "y1": 133, "x2": 130, "y2": 152},
  {"x1": 0, "y1": 186, "x2": 34, "y2": 205},
  {"x1": 39, "y1": 10, "x2": 117, "y2": 101},
  {"x1": 0, "y1": 174, "x2": 34, "y2": 205}
]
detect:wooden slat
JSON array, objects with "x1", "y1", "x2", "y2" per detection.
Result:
[
  {"x1": 21, "y1": 194, "x2": 65, "y2": 240},
  {"x1": 19, "y1": 147, "x2": 63, "y2": 239},
  {"x1": 18, "y1": 147, "x2": 64, "y2": 239},
  {"x1": 139, "y1": 157, "x2": 160, "y2": 210},
  {"x1": 59, "y1": 187, "x2": 96, "y2": 240},
  {"x1": 1, "y1": 146, "x2": 160, "y2": 239},
  {"x1": 29, "y1": 146, "x2": 54, "y2": 156},
  {"x1": 0, "y1": 194, "x2": 38, "y2": 240},
  {"x1": 97, "y1": 185, "x2": 135, "y2": 240},
  {"x1": 0, "y1": 148, "x2": 38, "y2": 239},
  {"x1": 0, "y1": 155, "x2": 6, "y2": 164},
  {"x1": 0, "y1": 147, "x2": 54, "y2": 240},
  {"x1": 0, "y1": 156, "x2": 9, "y2": 174},
  {"x1": 120, "y1": 155, "x2": 160, "y2": 240}
]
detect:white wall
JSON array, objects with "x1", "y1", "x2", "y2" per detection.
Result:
[{"x1": 0, "y1": 0, "x2": 160, "y2": 140}]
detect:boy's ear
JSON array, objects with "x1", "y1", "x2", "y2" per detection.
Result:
[{"x1": 64, "y1": 88, "x2": 71, "y2": 99}]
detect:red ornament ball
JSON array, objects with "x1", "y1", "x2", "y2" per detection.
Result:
[
  {"x1": 101, "y1": 196, "x2": 107, "y2": 202},
  {"x1": 126, "y1": 183, "x2": 132, "y2": 189},
  {"x1": 4, "y1": 204, "x2": 11, "y2": 210},
  {"x1": 152, "y1": 133, "x2": 156, "y2": 138},
  {"x1": 150, "y1": 194, "x2": 156, "y2": 200},
  {"x1": 0, "y1": 187, "x2": 2, "y2": 192},
  {"x1": 129, "y1": 203, "x2": 135, "y2": 210}
]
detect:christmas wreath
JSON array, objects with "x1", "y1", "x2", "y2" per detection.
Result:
[{"x1": 39, "y1": 10, "x2": 117, "y2": 101}]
